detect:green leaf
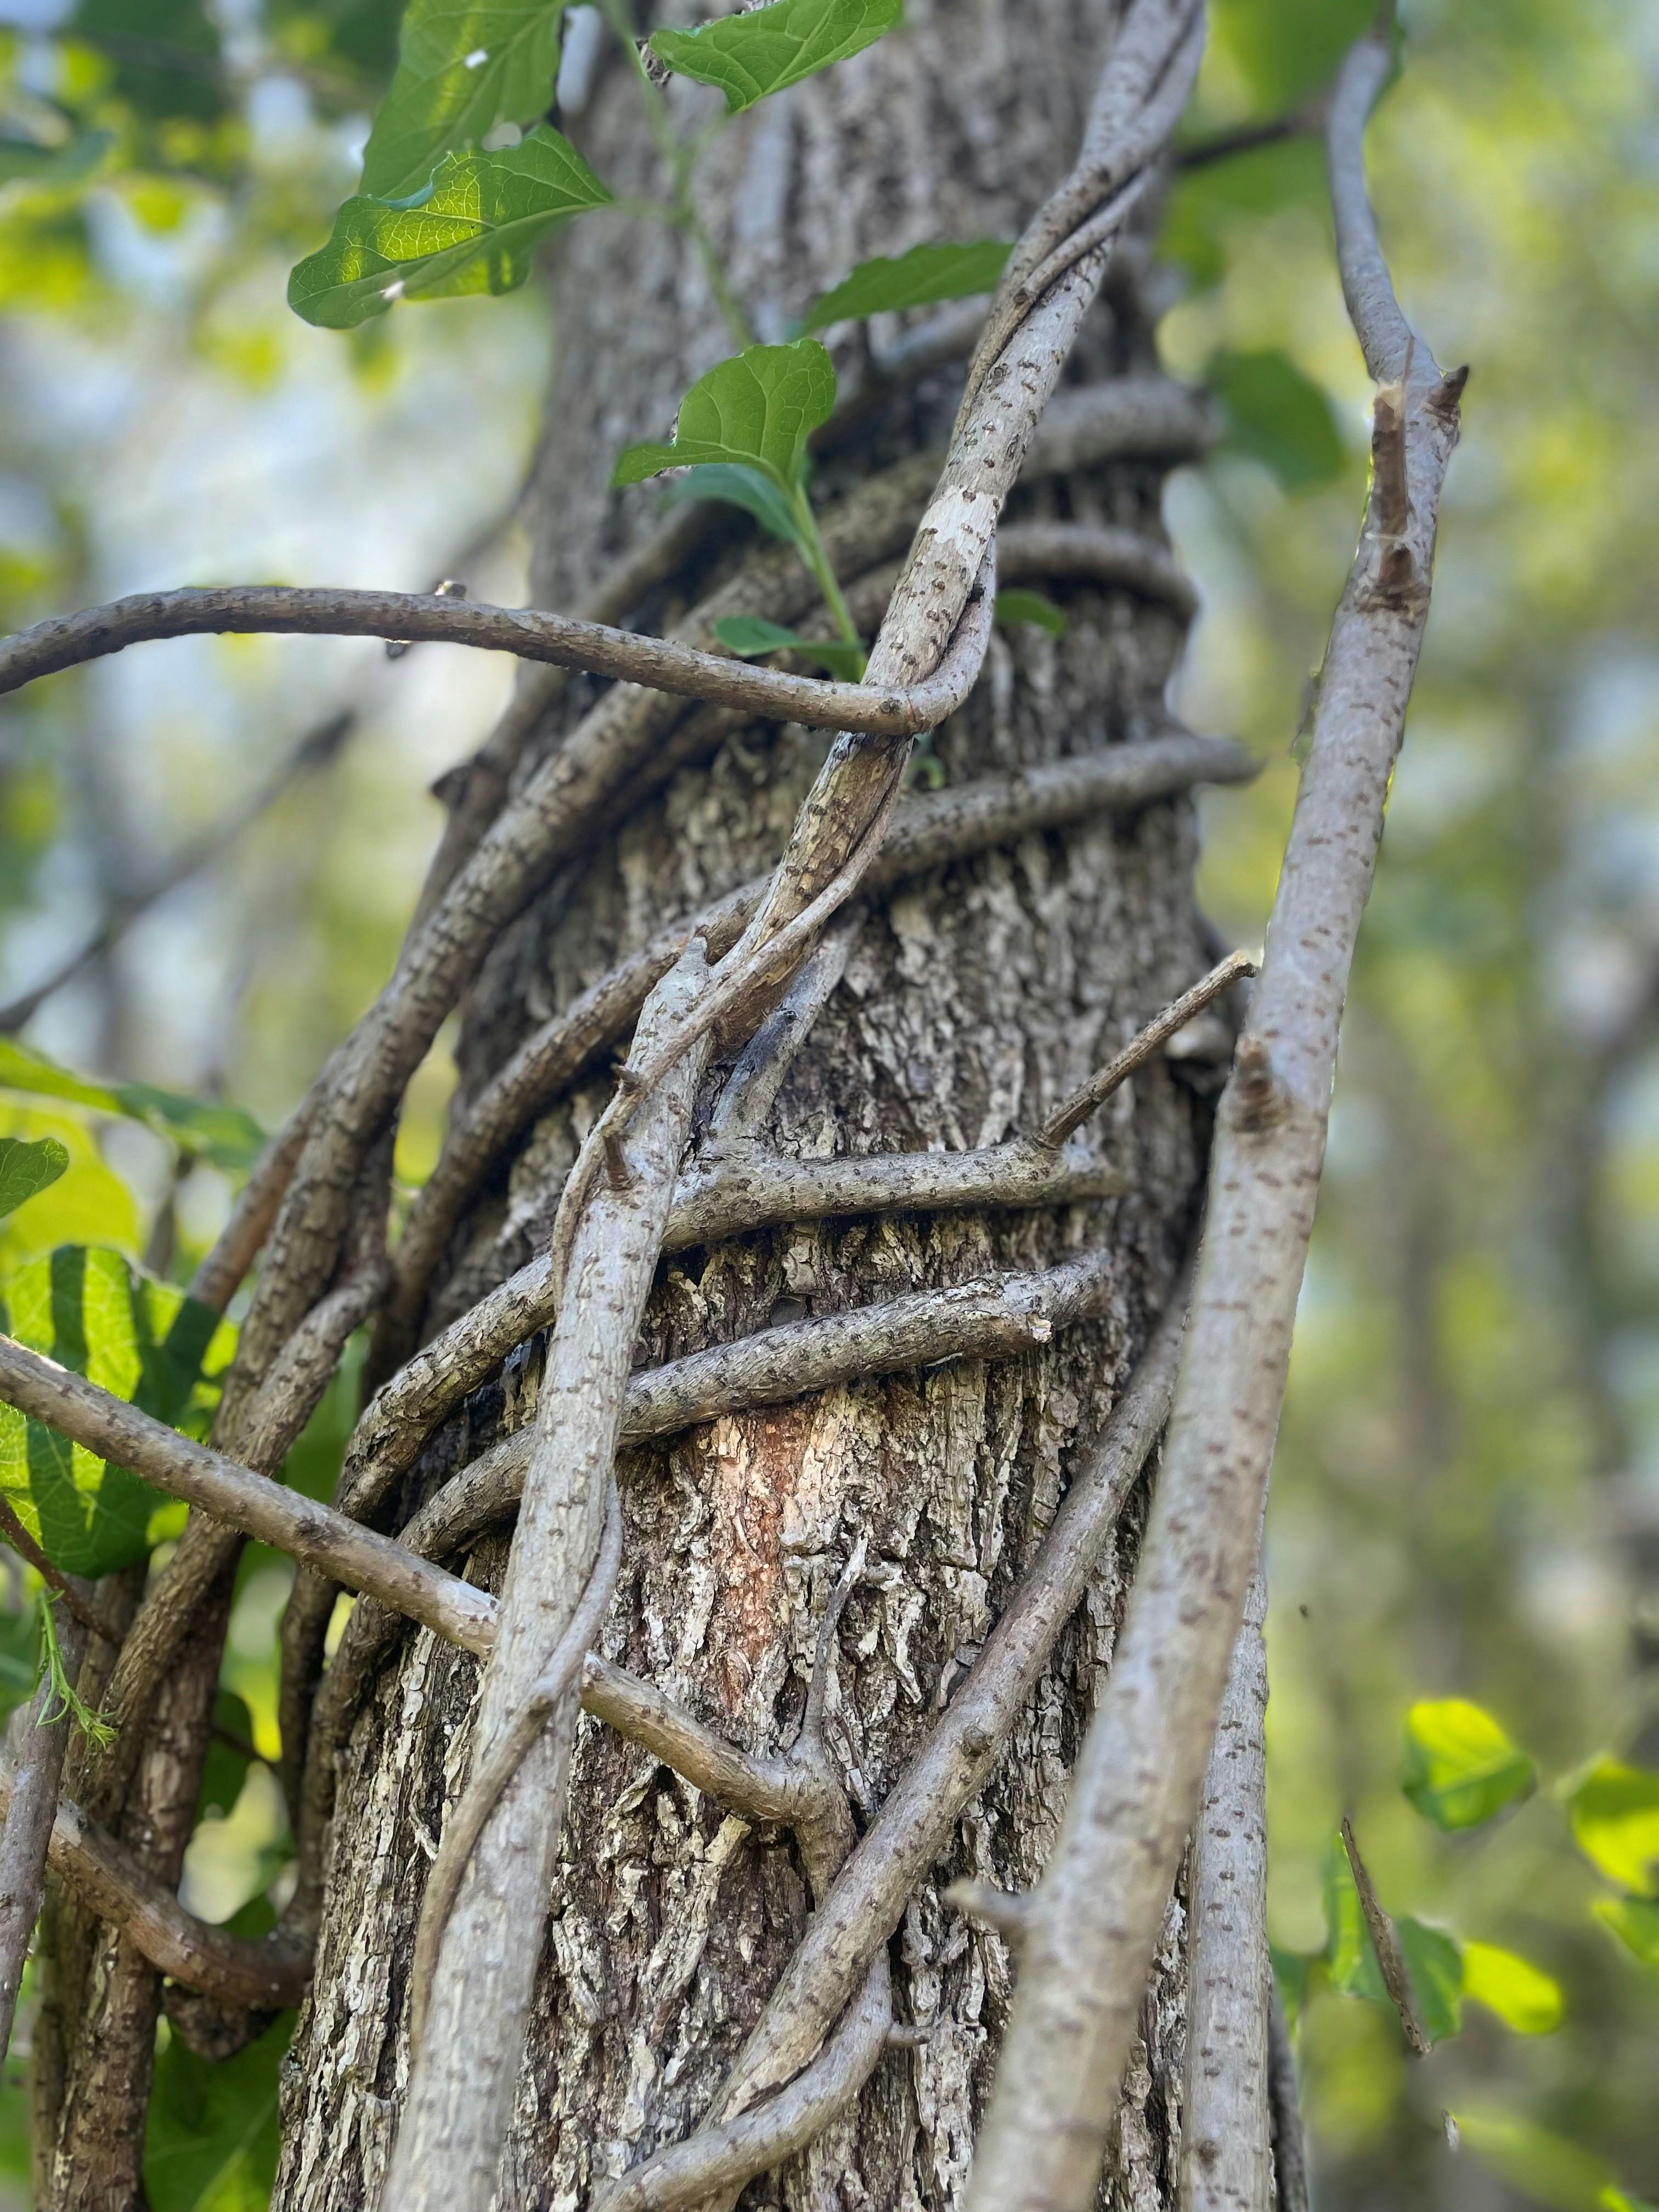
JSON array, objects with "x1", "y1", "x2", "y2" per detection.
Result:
[
  {"x1": 648, "y1": 0, "x2": 902, "y2": 115},
  {"x1": 711, "y1": 614, "x2": 864, "y2": 680},
  {"x1": 1460, "y1": 1940, "x2": 1564, "y2": 2033},
  {"x1": 613, "y1": 338, "x2": 836, "y2": 501},
  {"x1": 1268, "y1": 1942, "x2": 1312, "y2": 2036},
  {"x1": 1207, "y1": 346, "x2": 1346, "y2": 492},
  {"x1": 1402, "y1": 1697, "x2": 1537, "y2": 1830},
  {"x1": 995, "y1": 589, "x2": 1068, "y2": 639},
  {"x1": 0, "y1": 1137, "x2": 69, "y2": 1224},
  {"x1": 0, "y1": 1607, "x2": 40, "y2": 1732},
  {"x1": 289, "y1": 126, "x2": 612, "y2": 330},
  {"x1": 1594, "y1": 1895, "x2": 1659, "y2": 1969},
  {"x1": 0, "y1": 131, "x2": 116, "y2": 191},
  {"x1": 1451, "y1": 2109, "x2": 1633, "y2": 2212},
  {"x1": 144, "y1": 2010, "x2": 293, "y2": 2212},
  {"x1": 0, "y1": 1039, "x2": 265, "y2": 1173},
  {"x1": 0, "y1": 1248, "x2": 235, "y2": 1578},
  {"x1": 658, "y1": 462, "x2": 812, "y2": 560},
  {"x1": 1567, "y1": 1760, "x2": 1659, "y2": 1895},
  {"x1": 802, "y1": 238, "x2": 1010, "y2": 330},
  {"x1": 1210, "y1": 0, "x2": 1377, "y2": 114},
  {"x1": 359, "y1": 0, "x2": 565, "y2": 201}
]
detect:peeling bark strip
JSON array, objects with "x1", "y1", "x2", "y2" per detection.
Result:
[{"x1": 963, "y1": 38, "x2": 1465, "y2": 2212}]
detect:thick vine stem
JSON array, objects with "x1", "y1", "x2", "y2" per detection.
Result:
[
  {"x1": 382, "y1": 946, "x2": 714, "y2": 2212},
  {"x1": 0, "y1": 1335, "x2": 496, "y2": 1656},
  {"x1": 0, "y1": 1611, "x2": 89, "y2": 2055},
  {"x1": 380, "y1": 732, "x2": 1251, "y2": 1351},
  {"x1": 0, "y1": 1752, "x2": 309, "y2": 2010},
  {"x1": 1180, "y1": 1567, "x2": 1271, "y2": 2212},
  {"x1": 0, "y1": 576, "x2": 991, "y2": 733},
  {"x1": 960, "y1": 40, "x2": 1465, "y2": 2212}
]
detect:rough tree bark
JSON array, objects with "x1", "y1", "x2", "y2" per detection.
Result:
[{"x1": 275, "y1": 5, "x2": 1225, "y2": 2206}]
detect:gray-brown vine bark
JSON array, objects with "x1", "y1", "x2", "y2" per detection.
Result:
[{"x1": 276, "y1": 5, "x2": 1219, "y2": 2206}]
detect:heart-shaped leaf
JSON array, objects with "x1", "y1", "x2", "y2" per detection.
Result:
[
  {"x1": 614, "y1": 339, "x2": 836, "y2": 501},
  {"x1": 360, "y1": 0, "x2": 565, "y2": 201},
  {"x1": 803, "y1": 238, "x2": 1010, "y2": 331},
  {"x1": 996, "y1": 589, "x2": 1068, "y2": 638},
  {"x1": 1460, "y1": 1941, "x2": 1564, "y2": 2034},
  {"x1": 712, "y1": 614, "x2": 864, "y2": 680},
  {"x1": 0, "y1": 1136, "x2": 69, "y2": 1224},
  {"x1": 0, "y1": 1248, "x2": 236, "y2": 1578},
  {"x1": 1207, "y1": 346, "x2": 1346, "y2": 492},
  {"x1": 1403, "y1": 1698, "x2": 1536, "y2": 1830},
  {"x1": 144, "y1": 2009, "x2": 292, "y2": 2212},
  {"x1": 1567, "y1": 1760, "x2": 1659, "y2": 1895},
  {"x1": 650, "y1": 0, "x2": 902, "y2": 115},
  {"x1": 0, "y1": 1039, "x2": 264, "y2": 1173},
  {"x1": 290, "y1": 126, "x2": 612, "y2": 330}
]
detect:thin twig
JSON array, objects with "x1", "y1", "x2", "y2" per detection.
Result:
[
  {"x1": 1039, "y1": 951, "x2": 1256, "y2": 1145},
  {"x1": 1340, "y1": 1816, "x2": 1429, "y2": 2057},
  {"x1": 960, "y1": 38, "x2": 1464, "y2": 2212}
]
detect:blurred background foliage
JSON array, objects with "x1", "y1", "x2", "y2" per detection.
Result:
[{"x1": 0, "y1": 0, "x2": 1655, "y2": 2204}]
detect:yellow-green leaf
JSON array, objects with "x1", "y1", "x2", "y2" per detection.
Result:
[
  {"x1": 650, "y1": 0, "x2": 902, "y2": 115},
  {"x1": 1593, "y1": 1895, "x2": 1659, "y2": 1966},
  {"x1": 290, "y1": 127, "x2": 611, "y2": 331},
  {"x1": 0, "y1": 1038, "x2": 264, "y2": 1172},
  {"x1": 1460, "y1": 1940, "x2": 1564, "y2": 2033},
  {"x1": 1567, "y1": 1760, "x2": 1659, "y2": 1895},
  {"x1": 1452, "y1": 2109, "x2": 1627, "y2": 2212},
  {"x1": 0, "y1": 1248, "x2": 235, "y2": 1577},
  {"x1": 1403, "y1": 1697, "x2": 1536, "y2": 1830},
  {"x1": 360, "y1": 0, "x2": 565, "y2": 201}
]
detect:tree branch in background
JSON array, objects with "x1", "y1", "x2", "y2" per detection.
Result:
[{"x1": 960, "y1": 35, "x2": 1466, "y2": 2212}]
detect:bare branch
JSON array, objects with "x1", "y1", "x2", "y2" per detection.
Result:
[
  {"x1": 385, "y1": 946, "x2": 713, "y2": 2211},
  {"x1": 0, "y1": 1334, "x2": 495, "y2": 1656},
  {"x1": 0, "y1": 1749, "x2": 309, "y2": 2010},
  {"x1": 0, "y1": 1611, "x2": 88, "y2": 2054},
  {"x1": 1267, "y1": 1986, "x2": 1311, "y2": 2212},
  {"x1": 960, "y1": 41, "x2": 1464, "y2": 2212},
  {"x1": 0, "y1": 576, "x2": 991, "y2": 737},
  {"x1": 1040, "y1": 951, "x2": 1256, "y2": 1146},
  {"x1": 1340, "y1": 1816, "x2": 1429, "y2": 2057},
  {"x1": 1181, "y1": 1568, "x2": 1271, "y2": 2211}
]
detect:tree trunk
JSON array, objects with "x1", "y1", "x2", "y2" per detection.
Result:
[{"x1": 277, "y1": 5, "x2": 1217, "y2": 2204}]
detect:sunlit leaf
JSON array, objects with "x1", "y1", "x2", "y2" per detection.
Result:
[
  {"x1": 144, "y1": 2010, "x2": 293, "y2": 2212},
  {"x1": 0, "y1": 1248, "x2": 235, "y2": 1577},
  {"x1": 1593, "y1": 1896, "x2": 1659, "y2": 1970},
  {"x1": 1460, "y1": 1940, "x2": 1564, "y2": 2033},
  {"x1": 0, "y1": 1136, "x2": 69, "y2": 1224},
  {"x1": 1207, "y1": 346, "x2": 1346, "y2": 492},
  {"x1": 996, "y1": 589, "x2": 1068, "y2": 638},
  {"x1": 1402, "y1": 1698, "x2": 1536, "y2": 1830},
  {"x1": 614, "y1": 338, "x2": 836, "y2": 501},
  {"x1": 1567, "y1": 1761, "x2": 1659, "y2": 1896},
  {"x1": 802, "y1": 238, "x2": 1009, "y2": 330},
  {"x1": 0, "y1": 1039, "x2": 264, "y2": 1173},
  {"x1": 1452, "y1": 2109, "x2": 1631, "y2": 2212},
  {"x1": 711, "y1": 614, "x2": 864, "y2": 680},
  {"x1": 289, "y1": 126, "x2": 611, "y2": 330},
  {"x1": 649, "y1": 0, "x2": 902, "y2": 114},
  {"x1": 658, "y1": 461, "x2": 812, "y2": 559},
  {"x1": 360, "y1": 0, "x2": 565, "y2": 200}
]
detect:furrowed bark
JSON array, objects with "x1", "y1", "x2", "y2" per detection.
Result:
[
  {"x1": 961, "y1": 38, "x2": 1464, "y2": 2212},
  {"x1": 278, "y1": 3, "x2": 1218, "y2": 2204}
]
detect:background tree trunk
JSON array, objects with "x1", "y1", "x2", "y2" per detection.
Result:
[{"x1": 276, "y1": 5, "x2": 1220, "y2": 2204}]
